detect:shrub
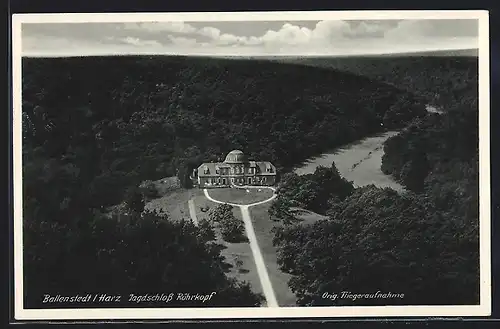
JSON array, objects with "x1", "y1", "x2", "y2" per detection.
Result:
[
  {"x1": 197, "y1": 218, "x2": 216, "y2": 242},
  {"x1": 220, "y1": 216, "x2": 246, "y2": 243},
  {"x1": 124, "y1": 186, "x2": 145, "y2": 214},
  {"x1": 209, "y1": 204, "x2": 246, "y2": 243}
]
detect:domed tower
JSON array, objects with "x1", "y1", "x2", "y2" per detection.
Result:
[
  {"x1": 224, "y1": 150, "x2": 246, "y2": 164},
  {"x1": 224, "y1": 150, "x2": 247, "y2": 178}
]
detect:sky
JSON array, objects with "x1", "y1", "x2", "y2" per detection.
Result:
[{"x1": 20, "y1": 19, "x2": 479, "y2": 57}]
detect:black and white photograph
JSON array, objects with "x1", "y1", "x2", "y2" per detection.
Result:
[{"x1": 12, "y1": 10, "x2": 490, "y2": 320}]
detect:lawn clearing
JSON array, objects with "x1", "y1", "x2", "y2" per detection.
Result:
[
  {"x1": 290, "y1": 207, "x2": 329, "y2": 225},
  {"x1": 145, "y1": 188, "x2": 203, "y2": 222},
  {"x1": 191, "y1": 193, "x2": 265, "y2": 304},
  {"x1": 249, "y1": 203, "x2": 298, "y2": 306},
  {"x1": 218, "y1": 207, "x2": 264, "y2": 301},
  {"x1": 141, "y1": 176, "x2": 181, "y2": 197},
  {"x1": 207, "y1": 187, "x2": 274, "y2": 205},
  {"x1": 146, "y1": 188, "x2": 266, "y2": 304}
]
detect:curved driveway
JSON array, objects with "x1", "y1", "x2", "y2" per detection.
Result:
[{"x1": 204, "y1": 186, "x2": 278, "y2": 307}]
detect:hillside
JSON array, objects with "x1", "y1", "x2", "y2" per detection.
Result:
[
  {"x1": 22, "y1": 55, "x2": 424, "y2": 208},
  {"x1": 21, "y1": 55, "x2": 426, "y2": 307},
  {"x1": 269, "y1": 55, "x2": 478, "y2": 110},
  {"x1": 267, "y1": 54, "x2": 480, "y2": 306}
]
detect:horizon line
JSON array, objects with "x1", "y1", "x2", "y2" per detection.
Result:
[{"x1": 21, "y1": 47, "x2": 479, "y2": 59}]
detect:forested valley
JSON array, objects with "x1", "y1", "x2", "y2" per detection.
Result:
[
  {"x1": 269, "y1": 56, "x2": 480, "y2": 306},
  {"x1": 21, "y1": 55, "x2": 424, "y2": 307},
  {"x1": 276, "y1": 54, "x2": 478, "y2": 110}
]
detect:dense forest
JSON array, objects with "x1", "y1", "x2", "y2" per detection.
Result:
[
  {"x1": 276, "y1": 55, "x2": 478, "y2": 110},
  {"x1": 22, "y1": 56, "x2": 424, "y2": 207},
  {"x1": 21, "y1": 55, "x2": 424, "y2": 307},
  {"x1": 270, "y1": 163, "x2": 479, "y2": 306},
  {"x1": 269, "y1": 55, "x2": 480, "y2": 306}
]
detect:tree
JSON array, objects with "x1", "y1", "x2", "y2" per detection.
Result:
[
  {"x1": 308, "y1": 163, "x2": 354, "y2": 212},
  {"x1": 273, "y1": 186, "x2": 479, "y2": 306},
  {"x1": 24, "y1": 208, "x2": 263, "y2": 308},
  {"x1": 208, "y1": 203, "x2": 234, "y2": 224},
  {"x1": 399, "y1": 152, "x2": 430, "y2": 193},
  {"x1": 197, "y1": 218, "x2": 216, "y2": 243},
  {"x1": 272, "y1": 162, "x2": 354, "y2": 215},
  {"x1": 220, "y1": 217, "x2": 246, "y2": 243},
  {"x1": 124, "y1": 186, "x2": 145, "y2": 213},
  {"x1": 382, "y1": 103, "x2": 421, "y2": 129},
  {"x1": 268, "y1": 197, "x2": 300, "y2": 225},
  {"x1": 177, "y1": 161, "x2": 194, "y2": 189},
  {"x1": 208, "y1": 204, "x2": 246, "y2": 243}
]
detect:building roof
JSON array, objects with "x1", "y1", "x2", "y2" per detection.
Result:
[
  {"x1": 224, "y1": 150, "x2": 246, "y2": 164},
  {"x1": 197, "y1": 161, "x2": 276, "y2": 177}
]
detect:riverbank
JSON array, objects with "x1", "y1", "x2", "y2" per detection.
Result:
[
  {"x1": 293, "y1": 104, "x2": 442, "y2": 191},
  {"x1": 294, "y1": 130, "x2": 404, "y2": 192}
]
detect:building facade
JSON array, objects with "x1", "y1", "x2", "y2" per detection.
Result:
[{"x1": 193, "y1": 150, "x2": 276, "y2": 188}]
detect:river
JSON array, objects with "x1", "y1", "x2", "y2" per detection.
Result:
[
  {"x1": 294, "y1": 105, "x2": 442, "y2": 191},
  {"x1": 425, "y1": 104, "x2": 443, "y2": 114},
  {"x1": 294, "y1": 131, "x2": 404, "y2": 192}
]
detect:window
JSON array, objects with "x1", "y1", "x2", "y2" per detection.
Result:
[
  {"x1": 248, "y1": 178, "x2": 252, "y2": 184},
  {"x1": 204, "y1": 166, "x2": 209, "y2": 174}
]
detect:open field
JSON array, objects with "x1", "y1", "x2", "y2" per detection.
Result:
[
  {"x1": 207, "y1": 187, "x2": 274, "y2": 205},
  {"x1": 291, "y1": 207, "x2": 329, "y2": 225},
  {"x1": 146, "y1": 187, "x2": 264, "y2": 302},
  {"x1": 249, "y1": 203, "x2": 297, "y2": 306},
  {"x1": 145, "y1": 188, "x2": 203, "y2": 222}
]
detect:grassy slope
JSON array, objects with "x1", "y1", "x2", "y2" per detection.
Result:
[
  {"x1": 206, "y1": 188, "x2": 274, "y2": 205},
  {"x1": 249, "y1": 203, "x2": 297, "y2": 306},
  {"x1": 145, "y1": 188, "x2": 200, "y2": 221}
]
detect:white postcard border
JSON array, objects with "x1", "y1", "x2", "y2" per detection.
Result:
[{"x1": 12, "y1": 10, "x2": 491, "y2": 320}]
